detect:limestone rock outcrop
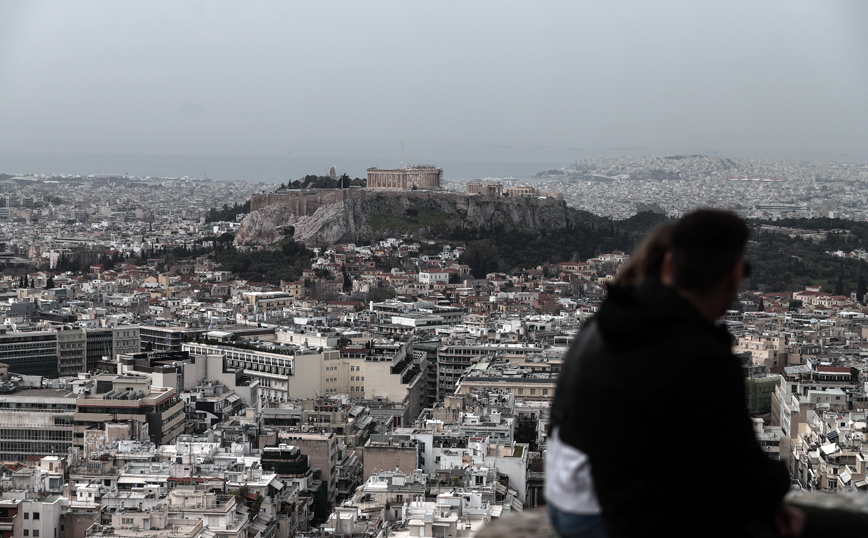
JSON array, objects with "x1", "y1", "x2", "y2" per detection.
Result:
[
  {"x1": 235, "y1": 191, "x2": 577, "y2": 247},
  {"x1": 233, "y1": 204, "x2": 299, "y2": 246}
]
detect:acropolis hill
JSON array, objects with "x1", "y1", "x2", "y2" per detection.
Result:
[{"x1": 238, "y1": 188, "x2": 572, "y2": 247}]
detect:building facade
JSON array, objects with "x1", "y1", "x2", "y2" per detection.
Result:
[
  {"x1": 0, "y1": 330, "x2": 58, "y2": 376},
  {"x1": 0, "y1": 387, "x2": 76, "y2": 462}
]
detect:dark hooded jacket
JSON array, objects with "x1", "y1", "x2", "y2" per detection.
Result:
[{"x1": 550, "y1": 278, "x2": 790, "y2": 537}]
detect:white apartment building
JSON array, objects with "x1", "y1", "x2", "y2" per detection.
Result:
[{"x1": 183, "y1": 341, "x2": 333, "y2": 402}]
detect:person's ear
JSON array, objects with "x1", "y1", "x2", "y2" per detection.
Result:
[{"x1": 659, "y1": 251, "x2": 674, "y2": 286}]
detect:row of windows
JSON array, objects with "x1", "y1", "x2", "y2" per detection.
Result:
[
  {"x1": 0, "y1": 429, "x2": 72, "y2": 440},
  {"x1": 0, "y1": 440, "x2": 72, "y2": 452},
  {"x1": 227, "y1": 359, "x2": 291, "y2": 375},
  {"x1": 162, "y1": 408, "x2": 184, "y2": 426},
  {"x1": 516, "y1": 388, "x2": 549, "y2": 396},
  {"x1": 0, "y1": 349, "x2": 56, "y2": 358},
  {"x1": 0, "y1": 334, "x2": 55, "y2": 343},
  {"x1": 76, "y1": 407, "x2": 145, "y2": 415},
  {"x1": 0, "y1": 403, "x2": 76, "y2": 410}
]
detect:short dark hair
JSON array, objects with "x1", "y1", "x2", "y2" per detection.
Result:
[{"x1": 670, "y1": 209, "x2": 749, "y2": 292}]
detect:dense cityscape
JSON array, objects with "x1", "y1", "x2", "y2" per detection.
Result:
[{"x1": 0, "y1": 156, "x2": 864, "y2": 536}]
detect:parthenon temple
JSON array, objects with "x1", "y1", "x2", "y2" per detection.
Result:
[{"x1": 366, "y1": 166, "x2": 442, "y2": 190}]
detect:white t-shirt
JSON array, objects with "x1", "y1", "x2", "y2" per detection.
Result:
[{"x1": 544, "y1": 426, "x2": 601, "y2": 514}]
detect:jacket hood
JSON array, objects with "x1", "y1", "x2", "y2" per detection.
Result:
[{"x1": 596, "y1": 278, "x2": 729, "y2": 352}]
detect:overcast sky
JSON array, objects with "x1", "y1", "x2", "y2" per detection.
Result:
[{"x1": 1, "y1": 0, "x2": 867, "y2": 172}]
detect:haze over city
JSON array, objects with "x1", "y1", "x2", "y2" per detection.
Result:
[
  {"x1": 5, "y1": 3, "x2": 868, "y2": 537},
  {"x1": 2, "y1": 1, "x2": 868, "y2": 182}
]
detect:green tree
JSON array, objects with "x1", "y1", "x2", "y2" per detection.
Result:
[
  {"x1": 342, "y1": 267, "x2": 352, "y2": 292},
  {"x1": 858, "y1": 274, "x2": 867, "y2": 305},
  {"x1": 459, "y1": 239, "x2": 501, "y2": 279}
]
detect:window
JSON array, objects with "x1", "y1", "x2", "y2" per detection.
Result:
[
  {"x1": 24, "y1": 513, "x2": 29, "y2": 519},
  {"x1": 517, "y1": 388, "x2": 523, "y2": 395},
  {"x1": 23, "y1": 531, "x2": 28, "y2": 537},
  {"x1": 33, "y1": 512, "x2": 39, "y2": 520},
  {"x1": 530, "y1": 389, "x2": 536, "y2": 395},
  {"x1": 542, "y1": 389, "x2": 548, "y2": 396},
  {"x1": 33, "y1": 531, "x2": 39, "y2": 537}
]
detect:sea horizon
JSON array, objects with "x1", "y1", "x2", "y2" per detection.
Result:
[
  {"x1": 0, "y1": 152, "x2": 569, "y2": 185},
  {"x1": 3, "y1": 149, "x2": 866, "y2": 186}
]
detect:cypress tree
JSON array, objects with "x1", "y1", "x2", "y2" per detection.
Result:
[{"x1": 858, "y1": 274, "x2": 866, "y2": 305}]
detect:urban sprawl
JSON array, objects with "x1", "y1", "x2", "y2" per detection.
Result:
[{"x1": 0, "y1": 155, "x2": 868, "y2": 537}]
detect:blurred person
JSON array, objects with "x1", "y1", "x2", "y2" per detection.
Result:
[
  {"x1": 546, "y1": 221, "x2": 674, "y2": 538},
  {"x1": 551, "y1": 209, "x2": 812, "y2": 537}
]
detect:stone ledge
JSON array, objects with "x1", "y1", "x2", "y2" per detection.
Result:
[
  {"x1": 477, "y1": 492, "x2": 868, "y2": 538},
  {"x1": 477, "y1": 507, "x2": 556, "y2": 538}
]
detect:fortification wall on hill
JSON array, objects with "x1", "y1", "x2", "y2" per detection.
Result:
[
  {"x1": 251, "y1": 188, "x2": 564, "y2": 216},
  {"x1": 250, "y1": 189, "x2": 365, "y2": 215}
]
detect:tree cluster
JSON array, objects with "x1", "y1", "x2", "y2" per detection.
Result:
[
  {"x1": 744, "y1": 221, "x2": 868, "y2": 296},
  {"x1": 457, "y1": 211, "x2": 670, "y2": 278},
  {"x1": 206, "y1": 200, "x2": 250, "y2": 223},
  {"x1": 276, "y1": 173, "x2": 365, "y2": 190},
  {"x1": 212, "y1": 239, "x2": 313, "y2": 284}
]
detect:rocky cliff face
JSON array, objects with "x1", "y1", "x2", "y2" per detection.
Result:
[
  {"x1": 235, "y1": 191, "x2": 575, "y2": 247},
  {"x1": 232, "y1": 204, "x2": 298, "y2": 246}
]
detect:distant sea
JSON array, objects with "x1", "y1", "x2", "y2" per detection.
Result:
[{"x1": 0, "y1": 152, "x2": 562, "y2": 184}]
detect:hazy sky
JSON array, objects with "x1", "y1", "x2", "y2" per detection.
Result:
[{"x1": 2, "y1": 1, "x2": 867, "y2": 171}]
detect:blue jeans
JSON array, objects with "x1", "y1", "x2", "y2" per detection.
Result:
[{"x1": 548, "y1": 503, "x2": 606, "y2": 538}]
